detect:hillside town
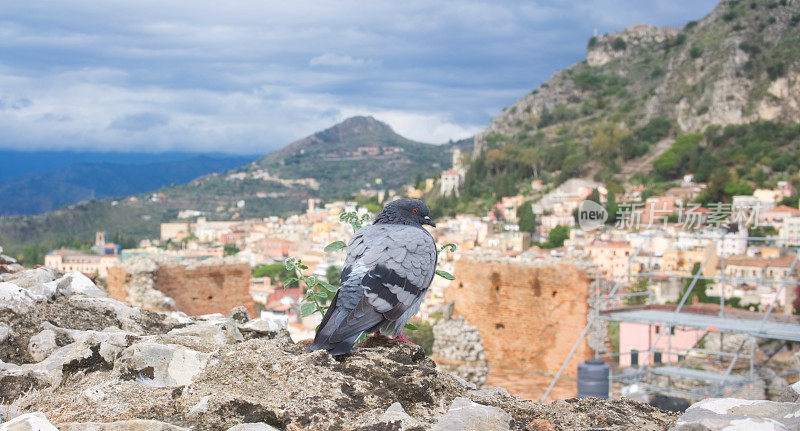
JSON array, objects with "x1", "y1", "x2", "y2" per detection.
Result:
[{"x1": 37, "y1": 147, "x2": 800, "y2": 404}]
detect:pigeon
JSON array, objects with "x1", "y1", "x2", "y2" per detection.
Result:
[{"x1": 306, "y1": 198, "x2": 438, "y2": 355}]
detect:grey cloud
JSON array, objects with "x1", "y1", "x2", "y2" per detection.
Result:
[{"x1": 109, "y1": 112, "x2": 170, "y2": 132}]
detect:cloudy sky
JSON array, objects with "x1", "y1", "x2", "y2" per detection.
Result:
[{"x1": 0, "y1": 0, "x2": 718, "y2": 154}]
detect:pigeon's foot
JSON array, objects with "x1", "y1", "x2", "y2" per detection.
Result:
[{"x1": 391, "y1": 334, "x2": 416, "y2": 345}]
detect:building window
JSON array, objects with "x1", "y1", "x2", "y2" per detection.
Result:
[
  {"x1": 631, "y1": 349, "x2": 639, "y2": 366},
  {"x1": 654, "y1": 351, "x2": 662, "y2": 364}
]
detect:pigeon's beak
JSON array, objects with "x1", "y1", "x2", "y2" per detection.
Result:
[{"x1": 423, "y1": 216, "x2": 436, "y2": 227}]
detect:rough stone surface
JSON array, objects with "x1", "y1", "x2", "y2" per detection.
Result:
[
  {"x1": 672, "y1": 397, "x2": 800, "y2": 430},
  {"x1": 1, "y1": 266, "x2": 683, "y2": 430},
  {"x1": 227, "y1": 306, "x2": 251, "y2": 324},
  {"x1": 0, "y1": 412, "x2": 59, "y2": 431},
  {"x1": 60, "y1": 420, "x2": 190, "y2": 430},
  {"x1": 778, "y1": 381, "x2": 800, "y2": 403},
  {"x1": 432, "y1": 316, "x2": 489, "y2": 388},
  {"x1": 225, "y1": 424, "x2": 281, "y2": 431},
  {"x1": 27, "y1": 330, "x2": 58, "y2": 363},
  {"x1": 432, "y1": 397, "x2": 512, "y2": 431}
]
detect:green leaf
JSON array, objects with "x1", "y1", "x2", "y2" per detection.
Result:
[
  {"x1": 283, "y1": 258, "x2": 296, "y2": 270},
  {"x1": 324, "y1": 241, "x2": 348, "y2": 252},
  {"x1": 435, "y1": 269, "x2": 456, "y2": 280},
  {"x1": 315, "y1": 290, "x2": 328, "y2": 300},
  {"x1": 300, "y1": 302, "x2": 317, "y2": 317},
  {"x1": 320, "y1": 282, "x2": 338, "y2": 293},
  {"x1": 304, "y1": 275, "x2": 317, "y2": 287},
  {"x1": 438, "y1": 243, "x2": 458, "y2": 254},
  {"x1": 299, "y1": 264, "x2": 308, "y2": 270},
  {"x1": 283, "y1": 277, "x2": 298, "y2": 286},
  {"x1": 404, "y1": 323, "x2": 418, "y2": 330}
]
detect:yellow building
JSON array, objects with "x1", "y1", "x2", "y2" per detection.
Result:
[{"x1": 44, "y1": 249, "x2": 120, "y2": 278}]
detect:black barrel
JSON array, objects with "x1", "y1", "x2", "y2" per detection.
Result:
[{"x1": 577, "y1": 359, "x2": 610, "y2": 398}]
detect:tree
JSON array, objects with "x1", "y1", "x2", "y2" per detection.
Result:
[
  {"x1": 518, "y1": 200, "x2": 536, "y2": 234},
  {"x1": 606, "y1": 190, "x2": 619, "y2": 225},
  {"x1": 678, "y1": 262, "x2": 711, "y2": 304},
  {"x1": 253, "y1": 263, "x2": 297, "y2": 287},
  {"x1": 223, "y1": 244, "x2": 240, "y2": 256},
  {"x1": 545, "y1": 225, "x2": 570, "y2": 249},
  {"x1": 325, "y1": 265, "x2": 342, "y2": 287}
]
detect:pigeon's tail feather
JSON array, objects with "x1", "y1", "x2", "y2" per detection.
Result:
[{"x1": 306, "y1": 297, "x2": 385, "y2": 355}]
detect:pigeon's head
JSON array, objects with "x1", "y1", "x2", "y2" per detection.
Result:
[{"x1": 374, "y1": 198, "x2": 436, "y2": 227}]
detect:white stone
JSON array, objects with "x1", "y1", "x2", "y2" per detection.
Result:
[
  {"x1": 226, "y1": 424, "x2": 280, "y2": 431},
  {"x1": 376, "y1": 402, "x2": 422, "y2": 429},
  {"x1": 432, "y1": 397, "x2": 512, "y2": 431},
  {"x1": 0, "y1": 412, "x2": 59, "y2": 431},
  {"x1": 240, "y1": 316, "x2": 287, "y2": 334},
  {"x1": 56, "y1": 272, "x2": 107, "y2": 298},
  {"x1": 0, "y1": 323, "x2": 11, "y2": 344},
  {"x1": 0, "y1": 282, "x2": 41, "y2": 314},
  {"x1": 59, "y1": 420, "x2": 190, "y2": 430},
  {"x1": 115, "y1": 342, "x2": 209, "y2": 387},
  {"x1": 28, "y1": 330, "x2": 58, "y2": 362}
]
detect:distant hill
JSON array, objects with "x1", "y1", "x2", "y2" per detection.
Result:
[
  {"x1": 0, "y1": 116, "x2": 464, "y2": 263},
  {"x1": 254, "y1": 116, "x2": 460, "y2": 197},
  {"x1": 0, "y1": 155, "x2": 255, "y2": 215},
  {"x1": 447, "y1": 0, "x2": 800, "y2": 205}
]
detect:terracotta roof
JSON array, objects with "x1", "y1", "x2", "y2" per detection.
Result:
[{"x1": 765, "y1": 205, "x2": 800, "y2": 214}]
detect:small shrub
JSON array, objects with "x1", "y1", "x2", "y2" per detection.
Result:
[
  {"x1": 723, "y1": 11, "x2": 737, "y2": 22},
  {"x1": 767, "y1": 61, "x2": 786, "y2": 80},
  {"x1": 588, "y1": 36, "x2": 598, "y2": 48},
  {"x1": 685, "y1": 20, "x2": 698, "y2": 30},
  {"x1": 689, "y1": 46, "x2": 702, "y2": 59},
  {"x1": 612, "y1": 37, "x2": 627, "y2": 51}
]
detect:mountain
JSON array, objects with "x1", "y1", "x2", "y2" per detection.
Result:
[
  {"x1": 0, "y1": 116, "x2": 463, "y2": 263},
  {"x1": 254, "y1": 116, "x2": 457, "y2": 197},
  {"x1": 0, "y1": 155, "x2": 255, "y2": 216},
  {"x1": 460, "y1": 0, "x2": 800, "y2": 198}
]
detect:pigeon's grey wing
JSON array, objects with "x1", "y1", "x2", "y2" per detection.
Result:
[
  {"x1": 306, "y1": 228, "x2": 377, "y2": 354},
  {"x1": 359, "y1": 225, "x2": 437, "y2": 336}
]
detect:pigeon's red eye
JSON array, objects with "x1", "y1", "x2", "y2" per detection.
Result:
[{"x1": 412, "y1": 208, "x2": 418, "y2": 214}]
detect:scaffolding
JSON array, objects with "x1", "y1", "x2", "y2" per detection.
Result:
[{"x1": 542, "y1": 232, "x2": 800, "y2": 403}]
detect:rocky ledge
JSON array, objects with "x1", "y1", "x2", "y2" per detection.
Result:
[{"x1": 0, "y1": 264, "x2": 794, "y2": 430}]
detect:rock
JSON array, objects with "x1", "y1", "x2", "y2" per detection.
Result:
[
  {"x1": 55, "y1": 272, "x2": 107, "y2": 298},
  {"x1": 0, "y1": 282, "x2": 41, "y2": 314},
  {"x1": 673, "y1": 398, "x2": 800, "y2": 430},
  {"x1": 162, "y1": 319, "x2": 243, "y2": 350},
  {"x1": 778, "y1": 381, "x2": 800, "y2": 403},
  {"x1": 227, "y1": 306, "x2": 251, "y2": 324},
  {"x1": 649, "y1": 393, "x2": 690, "y2": 413},
  {"x1": 0, "y1": 412, "x2": 59, "y2": 431},
  {"x1": 27, "y1": 330, "x2": 58, "y2": 362},
  {"x1": 770, "y1": 351, "x2": 800, "y2": 384},
  {"x1": 527, "y1": 419, "x2": 555, "y2": 431},
  {"x1": 371, "y1": 402, "x2": 423, "y2": 430},
  {"x1": 114, "y1": 342, "x2": 209, "y2": 387},
  {"x1": 432, "y1": 317, "x2": 489, "y2": 388},
  {"x1": 0, "y1": 323, "x2": 11, "y2": 344},
  {"x1": 59, "y1": 420, "x2": 190, "y2": 430},
  {"x1": 239, "y1": 315, "x2": 287, "y2": 336},
  {"x1": 2, "y1": 267, "x2": 58, "y2": 290},
  {"x1": 225, "y1": 424, "x2": 281, "y2": 431},
  {"x1": 432, "y1": 397, "x2": 512, "y2": 431}
]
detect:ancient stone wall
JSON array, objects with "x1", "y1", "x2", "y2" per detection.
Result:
[
  {"x1": 108, "y1": 258, "x2": 254, "y2": 316},
  {"x1": 444, "y1": 254, "x2": 592, "y2": 376},
  {"x1": 432, "y1": 316, "x2": 489, "y2": 388}
]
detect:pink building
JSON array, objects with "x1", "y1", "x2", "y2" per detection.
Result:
[{"x1": 618, "y1": 322, "x2": 705, "y2": 367}]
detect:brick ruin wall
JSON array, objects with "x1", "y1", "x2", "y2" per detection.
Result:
[
  {"x1": 108, "y1": 261, "x2": 254, "y2": 317},
  {"x1": 444, "y1": 257, "x2": 592, "y2": 376}
]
